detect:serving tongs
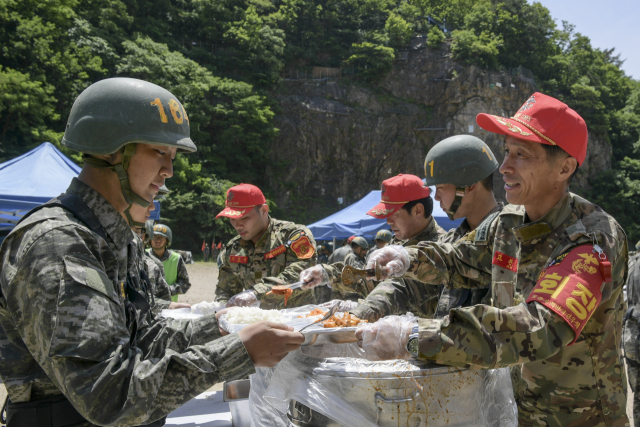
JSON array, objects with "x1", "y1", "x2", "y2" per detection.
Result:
[{"x1": 341, "y1": 260, "x2": 382, "y2": 286}]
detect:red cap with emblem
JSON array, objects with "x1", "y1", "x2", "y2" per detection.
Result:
[
  {"x1": 476, "y1": 92, "x2": 588, "y2": 165},
  {"x1": 367, "y1": 174, "x2": 431, "y2": 219},
  {"x1": 216, "y1": 183, "x2": 266, "y2": 218}
]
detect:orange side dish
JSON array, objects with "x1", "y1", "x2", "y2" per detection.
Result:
[
  {"x1": 267, "y1": 285, "x2": 294, "y2": 306},
  {"x1": 323, "y1": 313, "x2": 367, "y2": 328},
  {"x1": 297, "y1": 308, "x2": 328, "y2": 318}
]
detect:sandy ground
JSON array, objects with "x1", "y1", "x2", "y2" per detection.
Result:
[{"x1": 0, "y1": 261, "x2": 635, "y2": 423}]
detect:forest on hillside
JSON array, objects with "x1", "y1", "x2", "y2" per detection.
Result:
[{"x1": 2, "y1": 0, "x2": 640, "y2": 250}]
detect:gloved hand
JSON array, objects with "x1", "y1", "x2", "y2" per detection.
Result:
[
  {"x1": 355, "y1": 314, "x2": 416, "y2": 361},
  {"x1": 319, "y1": 299, "x2": 359, "y2": 312},
  {"x1": 300, "y1": 265, "x2": 330, "y2": 289},
  {"x1": 366, "y1": 245, "x2": 410, "y2": 280},
  {"x1": 226, "y1": 289, "x2": 260, "y2": 308}
]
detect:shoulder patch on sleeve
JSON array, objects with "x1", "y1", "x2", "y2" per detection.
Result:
[
  {"x1": 526, "y1": 245, "x2": 604, "y2": 343},
  {"x1": 63, "y1": 255, "x2": 119, "y2": 303},
  {"x1": 290, "y1": 236, "x2": 315, "y2": 259}
]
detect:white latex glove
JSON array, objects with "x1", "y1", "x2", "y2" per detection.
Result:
[
  {"x1": 226, "y1": 289, "x2": 260, "y2": 308},
  {"x1": 319, "y1": 299, "x2": 359, "y2": 312},
  {"x1": 300, "y1": 265, "x2": 330, "y2": 289},
  {"x1": 355, "y1": 314, "x2": 416, "y2": 361},
  {"x1": 366, "y1": 245, "x2": 410, "y2": 280}
]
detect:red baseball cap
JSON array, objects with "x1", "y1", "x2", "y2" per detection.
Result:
[
  {"x1": 367, "y1": 174, "x2": 431, "y2": 219},
  {"x1": 347, "y1": 236, "x2": 356, "y2": 243},
  {"x1": 216, "y1": 183, "x2": 266, "y2": 218},
  {"x1": 476, "y1": 92, "x2": 588, "y2": 165}
]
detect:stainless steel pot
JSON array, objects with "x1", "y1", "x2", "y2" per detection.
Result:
[
  {"x1": 223, "y1": 379, "x2": 252, "y2": 427},
  {"x1": 285, "y1": 353, "x2": 505, "y2": 427}
]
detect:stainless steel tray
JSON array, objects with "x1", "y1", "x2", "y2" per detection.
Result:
[{"x1": 301, "y1": 327, "x2": 358, "y2": 346}]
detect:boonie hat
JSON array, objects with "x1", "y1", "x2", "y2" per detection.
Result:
[
  {"x1": 367, "y1": 174, "x2": 431, "y2": 219},
  {"x1": 216, "y1": 183, "x2": 266, "y2": 218},
  {"x1": 476, "y1": 92, "x2": 588, "y2": 165}
]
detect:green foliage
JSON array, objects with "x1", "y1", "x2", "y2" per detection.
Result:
[
  {"x1": 426, "y1": 25, "x2": 445, "y2": 49},
  {"x1": 385, "y1": 12, "x2": 412, "y2": 48},
  {"x1": 344, "y1": 42, "x2": 395, "y2": 80},
  {"x1": 1, "y1": 0, "x2": 639, "y2": 248}
]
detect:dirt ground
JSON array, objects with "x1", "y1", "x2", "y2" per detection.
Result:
[{"x1": 0, "y1": 261, "x2": 635, "y2": 422}]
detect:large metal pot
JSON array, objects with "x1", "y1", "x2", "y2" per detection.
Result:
[
  {"x1": 284, "y1": 352, "x2": 510, "y2": 427},
  {"x1": 223, "y1": 379, "x2": 252, "y2": 427}
]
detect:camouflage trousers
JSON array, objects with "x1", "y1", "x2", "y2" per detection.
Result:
[{"x1": 623, "y1": 308, "x2": 640, "y2": 426}]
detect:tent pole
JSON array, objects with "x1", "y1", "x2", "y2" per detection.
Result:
[{"x1": 333, "y1": 236, "x2": 336, "y2": 252}]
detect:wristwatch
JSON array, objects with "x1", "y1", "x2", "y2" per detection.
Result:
[{"x1": 406, "y1": 333, "x2": 420, "y2": 359}]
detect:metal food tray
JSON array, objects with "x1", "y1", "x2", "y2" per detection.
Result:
[{"x1": 301, "y1": 326, "x2": 358, "y2": 346}]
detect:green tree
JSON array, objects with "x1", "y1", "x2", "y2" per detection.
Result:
[
  {"x1": 344, "y1": 42, "x2": 395, "y2": 80},
  {"x1": 385, "y1": 12, "x2": 412, "y2": 48},
  {"x1": 426, "y1": 25, "x2": 445, "y2": 48}
]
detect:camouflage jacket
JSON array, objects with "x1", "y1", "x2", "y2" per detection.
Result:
[
  {"x1": 431, "y1": 205, "x2": 502, "y2": 318},
  {"x1": 327, "y1": 245, "x2": 352, "y2": 264},
  {"x1": 623, "y1": 252, "x2": 640, "y2": 425},
  {"x1": 0, "y1": 179, "x2": 254, "y2": 426},
  {"x1": 329, "y1": 218, "x2": 446, "y2": 311},
  {"x1": 415, "y1": 193, "x2": 629, "y2": 426},
  {"x1": 215, "y1": 217, "x2": 318, "y2": 309},
  {"x1": 149, "y1": 248, "x2": 191, "y2": 296},
  {"x1": 135, "y1": 238, "x2": 172, "y2": 312}
]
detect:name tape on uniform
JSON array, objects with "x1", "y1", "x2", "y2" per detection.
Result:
[
  {"x1": 230, "y1": 255, "x2": 248, "y2": 264},
  {"x1": 492, "y1": 251, "x2": 518, "y2": 272},
  {"x1": 265, "y1": 245, "x2": 286, "y2": 260}
]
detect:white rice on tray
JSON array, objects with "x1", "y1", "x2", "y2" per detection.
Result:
[{"x1": 225, "y1": 307, "x2": 286, "y2": 324}]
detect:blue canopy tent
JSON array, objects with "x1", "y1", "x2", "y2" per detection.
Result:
[
  {"x1": 307, "y1": 188, "x2": 462, "y2": 243},
  {"x1": 0, "y1": 142, "x2": 161, "y2": 240}
]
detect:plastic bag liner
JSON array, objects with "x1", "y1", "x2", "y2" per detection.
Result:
[{"x1": 256, "y1": 350, "x2": 517, "y2": 427}]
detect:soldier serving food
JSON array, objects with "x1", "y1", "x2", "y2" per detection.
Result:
[
  {"x1": 0, "y1": 78, "x2": 303, "y2": 427},
  {"x1": 355, "y1": 93, "x2": 629, "y2": 426},
  {"x1": 214, "y1": 183, "x2": 324, "y2": 309}
]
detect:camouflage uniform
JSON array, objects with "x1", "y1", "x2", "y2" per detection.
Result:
[
  {"x1": 0, "y1": 179, "x2": 255, "y2": 426},
  {"x1": 328, "y1": 218, "x2": 446, "y2": 311},
  {"x1": 412, "y1": 193, "x2": 629, "y2": 426},
  {"x1": 215, "y1": 217, "x2": 319, "y2": 308},
  {"x1": 135, "y1": 238, "x2": 172, "y2": 312},
  {"x1": 623, "y1": 252, "x2": 640, "y2": 426},
  {"x1": 327, "y1": 245, "x2": 352, "y2": 264},
  {"x1": 431, "y1": 205, "x2": 502, "y2": 318},
  {"x1": 148, "y1": 249, "x2": 192, "y2": 297}
]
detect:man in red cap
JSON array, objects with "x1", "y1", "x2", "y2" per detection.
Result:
[
  {"x1": 302, "y1": 174, "x2": 446, "y2": 311},
  {"x1": 214, "y1": 183, "x2": 322, "y2": 308},
  {"x1": 327, "y1": 235, "x2": 357, "y2": 264},
  {"x1": 356, "y1": 93, "x2": 629, "y2": 426}
]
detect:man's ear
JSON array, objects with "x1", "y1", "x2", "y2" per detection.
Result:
[
  {"x1": 557, "y1": 156, "x2": 578, "y2": 183},
  {"x1": 412, "y1": 203, "x2": 424, "y2": 218},
  {"x1": 466, "y1": 183, "x2": 477, "y2": 194},
  {"x1": 261, "y1": 204, "x2": 269, "y2": 216}
]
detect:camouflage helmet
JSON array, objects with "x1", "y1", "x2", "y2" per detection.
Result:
[
  {"x1": 153, "y1": 223, "x2": 172, "y2": 246},
  {"x1": 351, "y1": 236, "x2": 369, "y2": 250},
  {"x1": 375, "y1": 229, "x2": 393, "y2": 243},
  {"x1": 424, "y1": 135, "x2": 498, "y2": 220},
  {"x1": 62, "y1": 78, "x2": 196, "y2": 155}
]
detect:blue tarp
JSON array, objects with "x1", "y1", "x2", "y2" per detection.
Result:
[
  {"x1": 0, "y1": 142, "x2": 161, "y2": 234},
  {"x1": 307, "y1": 188, "x2": 463, "y2": 240}
]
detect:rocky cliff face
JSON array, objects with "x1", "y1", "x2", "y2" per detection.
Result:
[{"x1": 268, "y1": 43, "x2": 611, "y2": 223}]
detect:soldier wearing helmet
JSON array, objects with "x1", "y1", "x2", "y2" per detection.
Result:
[
  {"x1": 0, "y1": 78, "x2": 303, "y2": 427},
  {"x1": 357, "y1": 93, "x2": 629, "y2": 426},
  {"x1": 364, "y1": 229, "x2": 393, "y2": 264},
  {"x1": 149, "y1": 223, "x2": 192, "y2": 302},
  {"x1": 128, "y1": 186, "x2": 176, "y2": 307}
]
